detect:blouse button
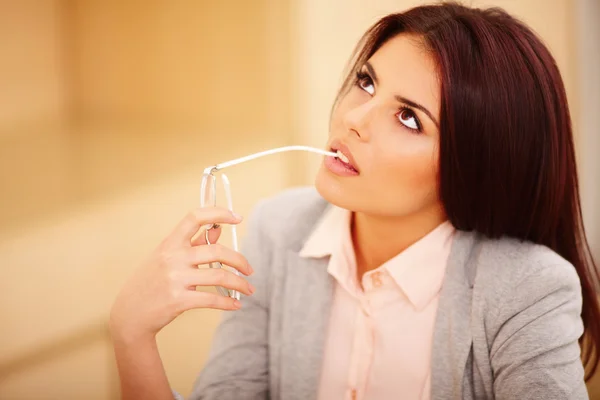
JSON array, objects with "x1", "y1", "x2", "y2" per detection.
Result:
[{"x1": 371, "y1": 271, "x2": 383, "y2": 288}]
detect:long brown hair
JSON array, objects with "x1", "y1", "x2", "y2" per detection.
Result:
[{"x1": 334, "y1": 2, "x2": 600, "y2": 380}]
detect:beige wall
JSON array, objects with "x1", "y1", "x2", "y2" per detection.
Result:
[
  {"x1": 69, "y1": 0, "x2": 283, "y2": 131},
  {"x1": 576, "y1": 0, "x2": 600, "y2": 260},
  {"x1": 0, "y1": 1, "x2": 597, "y2": 399},
  {"x1": 0, "y1": 1, "x2": 292, "y2": 398},
  {"x1": 0, "y1": 0, "x2": 68, "y2": 133}
]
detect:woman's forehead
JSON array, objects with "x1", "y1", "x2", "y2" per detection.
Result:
[{"x1": 368, "y1": 34, "x2": 440, "y2": 118}]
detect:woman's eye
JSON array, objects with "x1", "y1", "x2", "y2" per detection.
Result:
[
  {"x1": 357, "y1": 74, "x2": 375, "y2": 95},
  {"x1": 398, "y1": 108, "x2": 421, "y2": 131}
]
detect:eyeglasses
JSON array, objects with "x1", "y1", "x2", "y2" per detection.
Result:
[{"x1": 200, "y1": 146, "x2": 337, "y2": 300}]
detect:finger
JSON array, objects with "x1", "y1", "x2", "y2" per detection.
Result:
[
  {"x1": 183, "y1": 268, "x2": 254, "y2": 296},
  {"x1": 181, "y1": 291, "x2": 242, "y2": 311},
  {"x1": 190, "y1": 225, "x2": 222, "y2": 247},
  {"x1": 170, "y1": 207, "x2": 242, "y2": 245},
  {"x1": 187, "y1": 244, "x2": 253, "y2": 276}
]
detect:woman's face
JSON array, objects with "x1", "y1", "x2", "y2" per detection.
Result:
[{"x1": 316, "y1": 34, "x2": 443, "y2": 219}]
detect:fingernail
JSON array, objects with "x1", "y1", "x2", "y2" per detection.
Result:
[
  {"x1": 232, "y1": 211, "x2": 243, "y2": 220},
  {"x1": 233, "y1": 300, "x2": 242, "y2": 309},
  {"x1": 248, "y1": 283, "x2": 255, "y2": 294},
  {"x1": 248, "y1": 265, "x2": 254, "y2": 275}
]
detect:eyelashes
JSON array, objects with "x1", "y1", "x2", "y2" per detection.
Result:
[{"x1": 355, "y1": 70, "x2": 374, "y2": 95}]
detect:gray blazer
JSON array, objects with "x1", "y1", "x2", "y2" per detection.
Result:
[{"x1": 182, "y1": 187, "x2": 588, "y2": 399}]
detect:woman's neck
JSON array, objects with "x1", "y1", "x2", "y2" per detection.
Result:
[{"x1": 351, "y1": 204, "x2": 447, "y2": 278}]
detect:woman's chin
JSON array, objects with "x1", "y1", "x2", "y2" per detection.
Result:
[{"x1": 314, "y1": 166, "x2": 357, "y2": 210}]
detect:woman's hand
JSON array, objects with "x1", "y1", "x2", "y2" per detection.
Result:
[{"x1": 109, "y1": 207, "x2": 254, "y2": 343}]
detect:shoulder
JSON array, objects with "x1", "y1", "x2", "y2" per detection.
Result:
[
  {"x1": 475, "y1": 235, "x2": 581, "y2": 294},
  {"x1": 246, "y1": 186, "x2": 330, "y2": 251},
  {"x1": 462, "y1": 236, "x2": 588, "y2": 398},
  {"x1": 469, "y1": 233, "x2": 583, "y2": 321}
]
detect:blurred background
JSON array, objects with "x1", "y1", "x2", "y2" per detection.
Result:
[{"x1": 0, "y1": 0, "x2": 598, "y2": 398}]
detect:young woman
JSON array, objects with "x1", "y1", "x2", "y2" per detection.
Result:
[{"x1": 110, "y1": 3, "x2": 600, "y2": 399}]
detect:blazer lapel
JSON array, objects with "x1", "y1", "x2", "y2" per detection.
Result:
[
  {"x1": 431, "y1": 231, "x2": 478, "y2": 399},
  {"x1": 279, "y1": 251, "x2": 334, "y2": 400}
]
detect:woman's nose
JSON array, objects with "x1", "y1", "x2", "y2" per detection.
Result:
[{"x1": 342, "y1": 101, "x2": 377, "y2": 141}]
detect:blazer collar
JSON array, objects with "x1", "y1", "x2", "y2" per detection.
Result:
[
  {"x1": 431, "y1": 230, "x2": 478, "y2": 399},
  {"x1": 279, "y1": 250, "x2": 334, "y2": 400}
]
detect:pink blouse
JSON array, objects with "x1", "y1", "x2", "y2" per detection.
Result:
[{"x1": 299, "y1": 206, "x2": 455, "y2": 400}]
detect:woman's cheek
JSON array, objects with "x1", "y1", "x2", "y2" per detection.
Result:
[{"x1": 376, "y1": 150, "x2": 438, "y2": 194}]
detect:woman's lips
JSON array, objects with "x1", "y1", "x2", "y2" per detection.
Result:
[
  {"x1": 329, "y1": 140, "x2": 359, "y2": 172},
  {"x1": 325, "y1": 154, "x2": 359, "y2": 176}
]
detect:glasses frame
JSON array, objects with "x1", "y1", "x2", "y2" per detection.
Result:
[{"x1": 199, "y1": 146, "x2": 337, "y2": 300}]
